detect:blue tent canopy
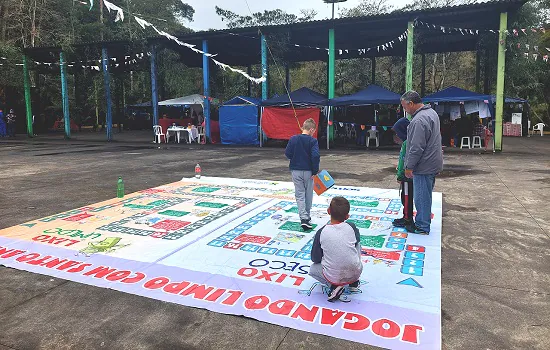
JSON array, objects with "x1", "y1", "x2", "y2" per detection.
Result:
[
  {"x1": 423, "y1": 86, "x2": 492, "y2": 102},
  {"x1": 329, "y1": 84, "x2": 401, "y2": 106},
  {"x1": 223, "y1": 96, "x2": 261, "y2": 106},
  {"x1": 260, "y1": 87, "x2": 327, "y2": 106},
  {"x1": 219, "y1": 96, "x2": 260, "y2": 145}
]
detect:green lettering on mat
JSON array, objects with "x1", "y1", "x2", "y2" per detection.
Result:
[
  {"x1": 359, "y1": 234, "x2": 385, "y2": 248},
  {"x1": 347, "y1": 219, "x2": 372, "y2": 229},
  {"x1": 192, "y1": 187, "x2": 221, "y2": 193},
  {"x1": 159, "y1": 210, "x2": 190, "y2": 217},
  {"x1": 196, "y1": 202, "x2": 228, "y2": 209},
  {"x1": 279, "y1": 221, "x2": 317, "y2": 232},
  {"x1": 349, "y1": 200, "x2": 379, "y2": 207},
  {"x1": 124, "y1": 204, "x2": 154, "y2": 210}
]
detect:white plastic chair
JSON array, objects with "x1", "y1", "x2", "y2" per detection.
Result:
[
  {"x1": 366, "y1": 129, "x2": 379, "y2": 148},
  {"x1": 197, "y1": 126, "x2": 205, "y2": 144},
  {"x1": 153, "y1": 125, "x2": 165, "y2": 144},
  {"x1": 533, "y1": 123, "x2": 545, "y2": 136},
  {"x1": 460, "y1": 137, "x2": 471, "y2": 149},
  {"x1": 472, "y1": 136, "x2": 482, "y2": 148}
]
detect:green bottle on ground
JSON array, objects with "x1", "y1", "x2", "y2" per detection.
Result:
[{"x1": 117, "y1": 177, "x2": 124, "y2": 198}]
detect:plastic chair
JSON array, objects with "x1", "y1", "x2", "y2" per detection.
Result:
[
  {"x1": 533, "y1": 123, "x2": 545, "y2": 136},
  {"x1": 366, "y1": 130, "x2": 379, "y2": 148},
  {"x1": 153, "y1": 125, "x2": 165, "y2": 144},
  {"x1": 460, "y1": 137, "x2": 471, "y2": 149},
  {"x1": 197, "y1": 126, "x2": 205, "y2": 144},
  {"x1": 472, "y1": 136, "x2": 482, "y2": 148}
]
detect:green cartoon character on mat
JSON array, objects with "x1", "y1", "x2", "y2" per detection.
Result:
[{"x1": 78, "y1": 237, "x2": 130, "y2": 257}]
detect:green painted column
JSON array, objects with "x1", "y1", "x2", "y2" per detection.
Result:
[
  {"x1": 261, "y1": 35, "x2": 268, "y2": 100},
  {"x1": 495, "y1": 12, "x2": 507, "y2": 152},
  {"x1": 405, "y1": 21, "x2": 414, "y2": 92},
  {"x1": 328, "y1": 28, "x2": 335, "y2": 143},
  {"x1": 60, "y1": 51, "x2": 71, "y2": 139},
  {"x1": 22, "y1": 54, "x2": 33, "y2": 137}
]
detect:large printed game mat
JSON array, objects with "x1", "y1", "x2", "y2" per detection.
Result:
[{"x1": 0, "y1": 177, "x2": 441, "y2": 349}]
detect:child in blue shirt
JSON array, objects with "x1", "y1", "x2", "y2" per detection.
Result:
[{"x1": 285, "y1": 118, "x2": 320, "y2": 231}]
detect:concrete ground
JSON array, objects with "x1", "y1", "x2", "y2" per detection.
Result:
[{"x1": 0, "y1": 133, "x2": 549, "y2": 350}]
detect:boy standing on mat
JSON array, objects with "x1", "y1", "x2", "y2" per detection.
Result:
[
  {"x1": 392, "y1": 117, "x2": 415, "y2": 231},
  {"x1": 285, "y1": 118, "x2": 320, "y2": 231},
  {"x1": 309, "y1": 197, "x2": 363, "y2": 302}
]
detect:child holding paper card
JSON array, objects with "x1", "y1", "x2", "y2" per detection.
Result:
[{"x1": 285, "y1": 118, "x2": 320, "y2": 231}]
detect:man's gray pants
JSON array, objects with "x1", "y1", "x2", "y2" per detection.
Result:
[{"x1": 291, "y1": 170, "x2": 313, "y2": 221}]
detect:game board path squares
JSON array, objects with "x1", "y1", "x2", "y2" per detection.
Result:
[
  {"x1": 385, "y1": 198, "x2": 403, "y2": 215},
  {"x1": 386, "y1": 227, "x2": 409, "y2": 250},
  {"x1": 206, "y1": 201, "x2": 314, "y2": 261},
  {"x1": 97, "y1": 193, "x2": 257, "y2": 240},
  {"x1": 401, "y1": 245, "x2": 426, "y2": 276}
]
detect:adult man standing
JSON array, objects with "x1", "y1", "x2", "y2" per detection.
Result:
[{"x1": 401, "y1": 91, "x2": 443, "y2": 235}]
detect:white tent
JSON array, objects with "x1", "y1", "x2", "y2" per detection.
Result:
[{"x1": 158, "y1": 94, "x2": 204, "y2": 106}]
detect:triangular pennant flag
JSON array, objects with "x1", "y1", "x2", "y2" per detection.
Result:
[
  {"x1": 89, "y1": 0, "x2": 93, "y2": 10},
  {"x1": 459, "y1": 28, "x2": 464, "y2": 35},
  {"x1": 533, "y1": 53, "x2": 538, "y2": 60},
  {"x1": 490, "y1": 30, "x2": 495, "y2": 33},
  {"x1": 476, "y1": 30, "x2": 479, "y2": 35},
  {"x1": 526, "y1": 44, "x2": 530, "y2": 50},
  {"x1": 534, "y1": 46, "x2": 539, "y2": 51},
  {"x1": 103, "y1": 0, "x2": 124, "y2": 22},
  {"x1": 524, "y1": 52, "x2": 529, "y2": 58},
  {"x1": 513, "y1": 29, "x2": 518, "y2": 36},
  {"x1": 541, "y1": 28, "x2": 546, "y2": 33},
  {"x1": 521, "y1": 28, "x2": 527, "y2": 34},
  {"x1": 543, "y1": 55, "x2": 548, "y2": 62},
  {"x1": 517, "y1": 43, "x2": 521, "y2": 49},
  {"x1": 531, "y1": 28, "x2": 538, "y2": 33}
]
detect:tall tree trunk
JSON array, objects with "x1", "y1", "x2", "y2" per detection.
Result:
[
  {"x1": 100, "y1": 0, "x2": 104, "y2": 41},
  {"x1": 439, "y1": 53, "x2": 446, "y2": 90},
  {"x1": 432, "y1": 53, "x2": 438, "y2": 91},
  {"x1": 30, "y1": 0, "x2": 37, "y2": 47}
]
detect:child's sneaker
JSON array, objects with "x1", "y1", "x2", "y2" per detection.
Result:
[
  {"x1": 301, "y1": 219, "x2": 313, "y2": 230},
  {"x1": 348, "y1": 286, "x2": 362, "y2": 294},
  {"x1": 327, "y1": 285, "x2": 345, "y2": 302},
  {"x1": 392, "y1": 217, "x2": 407, "y2": 227}
]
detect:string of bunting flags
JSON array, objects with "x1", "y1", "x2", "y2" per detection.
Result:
[
  {"x1": 132, "y1": 16, "x2": 265, "y2": 83},
  {"x1": 71, "y1": 0, "x2": 266, "y2": 83},
  {"x1": 227, "y1": 29, "x2": 409, "y2": 55},
  {"x1": 415, "y1": 19, "x2": 547, "y2": 36},
  {"x1": 0, "y1": 52, "x2": 150, "y2": 71}
]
